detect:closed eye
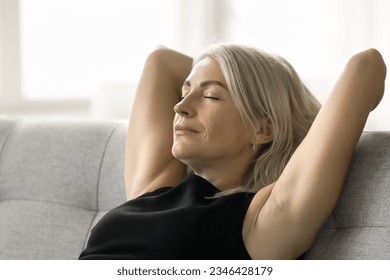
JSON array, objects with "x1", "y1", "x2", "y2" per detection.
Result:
[{"x1": 204, "y1": 96, "x2": 221, "y2": 100}]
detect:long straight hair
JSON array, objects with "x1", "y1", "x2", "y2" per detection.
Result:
[{"x1": 195, "y1": 44, "x2": 321, "y2": 194}]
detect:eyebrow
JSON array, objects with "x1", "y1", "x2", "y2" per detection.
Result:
[{"x1": 183, "y1": 80, "x2": 228, "y2": 91}]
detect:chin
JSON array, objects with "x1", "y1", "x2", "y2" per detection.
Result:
[
  {"x1": 172, "y1": 151, "x2": 191, "y2": 162},
  {"x1": 172, "y1": 146, "x2": 190, "y2": 160},
  {"x1": 172, "y1": 141, "x2": 191, "y2": 156},
  {"x1": 172, "y1": 148, "x2": 197, "y2": 166}
]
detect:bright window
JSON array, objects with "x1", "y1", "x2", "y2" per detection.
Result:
[
  {"x1": 20, "y1": 0, "x2": 179, "y2": 100},
  {"x1": 226, "y1": 0, "x2": 390, "y2": 102},
  {"x1": 224, "y1": 0, "x2": 390, "y2": 131}
]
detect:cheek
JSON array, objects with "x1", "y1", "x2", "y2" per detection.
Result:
[
  {"x1": 203, "y1": 117, "x2": 229, "y2": 143},
  {"x1": 206, "y1": 116, "x2": 250, "y2": 147}
]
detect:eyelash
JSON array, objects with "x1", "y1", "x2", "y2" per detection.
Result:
[
  {"x1": 204, "y1": 96, "x2": 220, "y2": 100},
  {"x1": 178, "y1": 95, "x2": 220, "y2": 102}
]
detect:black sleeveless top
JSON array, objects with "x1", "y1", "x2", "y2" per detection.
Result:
[{"x1": 79, "y1": 174, "x2": 255, "y2": 260}]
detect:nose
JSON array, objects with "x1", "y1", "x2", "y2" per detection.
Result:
[{"x1": 174, "y1": 96, "x2": 195, "y2": 117}]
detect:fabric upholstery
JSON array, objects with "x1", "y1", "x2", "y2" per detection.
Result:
[
  {"x1": 303, "y1": 132, "x2": 390, "y2": 259},
  {"x1": 0, "y1": 117, "x2": 126, "y2": 259},
  {"x1": 0, "y1": 116, "x2": 389, "y2": 259}
]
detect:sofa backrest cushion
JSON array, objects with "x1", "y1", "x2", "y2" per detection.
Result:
[
  {"x1": 304, "y1": 132, "x2": 390, "y2": 259},
  {"x1": 0, "y1": 117, "x2": 127, "y2": 259},
  {"x1": 1, "y1": 116, "x2": 389, "y2": 259}
]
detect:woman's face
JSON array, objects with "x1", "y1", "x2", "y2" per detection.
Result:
[{"x1": 172, "y1": 58, "x2": 254, "y2": 173}]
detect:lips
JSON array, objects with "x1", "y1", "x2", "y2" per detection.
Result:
[{"x1": 174, "y1": 124, "x2": 200, "y2": 134}]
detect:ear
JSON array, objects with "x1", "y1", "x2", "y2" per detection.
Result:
[{"x1": 254, "y1": 118, "x2": 273, "y2": 145}]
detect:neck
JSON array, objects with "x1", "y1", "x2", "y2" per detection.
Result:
[{"x1": 189, "y1": 159, "x2": 250, "y2": 191}]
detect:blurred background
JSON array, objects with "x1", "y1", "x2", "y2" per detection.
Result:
[{"x1": 0, "y1": 0, "x2": 389, "y2": 130}]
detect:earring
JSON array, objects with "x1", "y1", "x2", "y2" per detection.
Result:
[
  {"x1": 252, "y1": 140, "x2": 257, "y2": 151},
  {"x1": 253, "y1": 131, "x2": 261, "y2": 151}
]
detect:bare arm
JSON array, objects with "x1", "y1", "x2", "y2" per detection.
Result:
[
  {"x1": 246, "y1": 49, "x2": 387, "y2": 259},
  {"x1": 125, "y1": 48, "x2": 193, "y2": 200}
]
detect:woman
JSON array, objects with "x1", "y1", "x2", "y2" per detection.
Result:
[{"x1": 79, "y1": 44, "x2": 386, "y2": 259}]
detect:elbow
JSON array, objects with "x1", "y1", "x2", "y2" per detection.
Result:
[
  {"x1": 366, "y1": 49, "x2": 386, "y2": 80},
  {"x1": 352, "y1": 48, "x2": 384, "y2": 66},
  {"x1": 368, "y1": 49, "x2": 387, "y2": 110},
  {"x1": 351, "y1": 48, "x2": 386, "y2": 80},
  {"x1": 350, "y1": 48, "x2": 387, "y2": 111}
]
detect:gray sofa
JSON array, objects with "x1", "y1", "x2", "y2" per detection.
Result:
[{"x1": 0, "y1": 116, "x2": 389, "y2": 259}]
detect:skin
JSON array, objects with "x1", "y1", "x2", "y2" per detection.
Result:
[
  {"x1": 125, "y1": 47, "x2": 386, "y2": 259},
  {"x1": 172, "y1": 58, "x2": 270, "y2": 190}
]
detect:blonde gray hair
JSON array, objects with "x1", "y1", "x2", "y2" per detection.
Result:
[{"x1": 195, "y1": 44, "x2": 321, "y2": 194}]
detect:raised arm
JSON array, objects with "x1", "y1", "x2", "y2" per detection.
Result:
[
  {"x1": 125, "y1": 48, "x2": 193, "y2": 200},
  {"x1": 246, "y1": 49, "x2": 387, "y2": 259}
]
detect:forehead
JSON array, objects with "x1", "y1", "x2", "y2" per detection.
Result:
[{"x1": 187, "y1": 58, "x2": 226, "y2": 83}]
